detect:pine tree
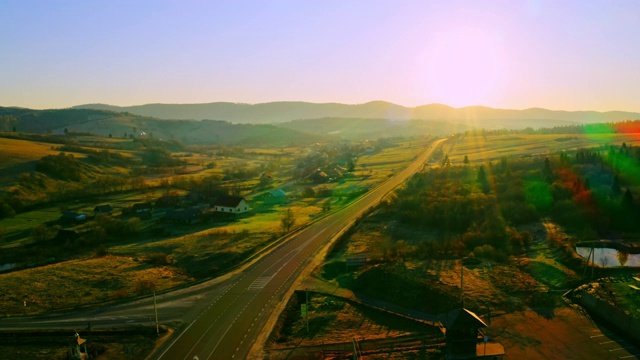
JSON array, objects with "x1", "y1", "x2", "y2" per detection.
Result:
[
  {"x1": 623, "y1": 188, "x2": 634, "y2": 209},
  {"x1": 612, "y1": 175, "x2": 622, "y2": 197},
  {"x1": 477, "y1": 166, "x2": 490, "y2": 194},
  {"x1": 500, "y1": 156, "x2": 508, "y2": 172},
  {"x1": 441, "y1": 154, "x2": 451, "y2": 168},
  {"x1": 543, "y1": 157, "x2": 553, "y2": 182}
]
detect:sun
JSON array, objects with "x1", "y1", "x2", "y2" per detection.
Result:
[{"x1": 418, "y1": 28, "x2": 509, "y2": 107}]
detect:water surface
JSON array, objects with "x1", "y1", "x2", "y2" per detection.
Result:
[{"x1": 576, "y1": 247, "x2": 640, "y2": 267}]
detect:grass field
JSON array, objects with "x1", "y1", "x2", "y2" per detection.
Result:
[
  {"x1": 0, "y1": 137, "x2": 88, "y2": 168},
  {"x1": 0, "y1": 137, "x2": 91, "y2": 187},
  {"x1": 445, "y1": 133, "x2": 640, "y2": 164},
  {"x1": 0, "y1": 190, "x2": 164, "y2": 249},
  {"x1": 0, "y1": 207, "x2": 61, "y2": 247},
  {"x1": 0, "y1": 255, "x2": 189, "y2": 315}
]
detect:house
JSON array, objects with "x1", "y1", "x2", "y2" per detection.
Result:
[
  {"x1": 184, "y1": 192, "x2": 202, "y2": 204},
  {"x1": 93, "y1": 204, "x2": 113, "y2": 216},
  {"x1": 260, "y1": 173, "x2": 274, "y2": 186},
  {"x1": 309, "y1": 169, "x2": 329, "y2": 183},
  {"x1": 328, "y1": 166, "x2": 347, "y2": 180},
  {"x1": 441, "y1": 308, "x2": 505, "y2": 359},
  {"x1": 132, "y1": 203, "x2": 153, "y2": 213},
  {"x1": 266, "y1": 189, "x2": 287, "y2": 204},
  {"x1": 60, "y1": 211, "x2": 87, "y2": 224},
  {"x1": 213, "y1": 195, "x2": 249, "y2": 214},
  {"x1": 156, "y1": 195, "x2": 181, "y2": 208},
  {"x1": 163, "y1": 208, "x2": 202, "y2": 224}
]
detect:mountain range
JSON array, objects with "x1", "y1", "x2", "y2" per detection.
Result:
[
  {"x1": 3, "y1": 101, "x2": 640, "y2": 146},
  {"x1": 73, "y1": 101, "x2": 640, "y2": 126}
]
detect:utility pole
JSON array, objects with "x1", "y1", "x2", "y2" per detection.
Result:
[
  {"x1": 154, "y1": 289, "x2": 159, "y2": 337},
  {"x1": 460, "y1": 258, "x2": 465, "y2": 307},
  {"x1": 305, "y1": 288, "x2": 309, "y2": 334},
  {"x1": 352, "y1": 338, "x2": 358, "y2": 360},
  {"x1": 591, "y1": 245, "x2": 595, "y2": 279}
]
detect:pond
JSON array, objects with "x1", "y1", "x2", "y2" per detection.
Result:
[{"x1": 576, "y1": 247, "x2": 640, "y2": 267}]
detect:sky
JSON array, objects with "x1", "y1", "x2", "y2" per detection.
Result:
[{"x1": 1, "y1": 0, "x2": 640, "y2": 112}]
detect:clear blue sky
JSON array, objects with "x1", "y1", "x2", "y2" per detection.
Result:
[{"x1": 2, "y1": 0, "x2": 640, "y2": 111}]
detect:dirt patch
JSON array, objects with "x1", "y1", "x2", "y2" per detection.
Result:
[{"x1": 489, "y1": 307, "x2": 638, "y2": 359}]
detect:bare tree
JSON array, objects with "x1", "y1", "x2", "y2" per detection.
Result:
[{"x1": 281, "y1": 208, "x2": 296, "y2": 234}]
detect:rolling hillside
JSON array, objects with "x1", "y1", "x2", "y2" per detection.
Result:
[
  {"x1": 0, "y1": 107, "x2": 320, "y2": 146},
  {"x1": 73, "y1": 101, "x2": 640, "y2": 127}
]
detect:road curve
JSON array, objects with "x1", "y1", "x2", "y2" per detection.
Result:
[{"x1": 151, "y1": 138, "x2": 445, "y2": 360}]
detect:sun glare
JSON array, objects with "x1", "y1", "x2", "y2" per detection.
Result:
[{"x1": 418, "y1": 28, "x2": 508, "y2": 108}]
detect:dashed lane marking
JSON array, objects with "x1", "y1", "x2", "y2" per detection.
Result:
[{"x1": 248, "y1": 275, "x2": 274, "y2": 290}]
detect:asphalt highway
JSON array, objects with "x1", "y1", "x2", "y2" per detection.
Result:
[{"x1": 152, "y1": 138, "x2": 444, "y2": 360}]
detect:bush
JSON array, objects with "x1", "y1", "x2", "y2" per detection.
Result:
[
  {"x1": 315, "y1": 186, "x2": 332, "y2": 197},
  {"x1": 94, "y1": 244, "x2": 108, "y2": 257},
  {"x1": 471, "y1": 245, "x2": 508, "y2": 263},
  {"x1": 0, "y1": 201, "x2": 14, "y2": 218},
  {"x1": 98, "y1": 216, "x2": 141, "y2": 238},
  {"x1": 135, "y1": 280, "x2": 156, "y2": 295},
  {"x1": 112, "y1": 289, "x2": 129, "y2": 299},
  {"x1": 31, "y1": 224, "x2": 55, "y2": 242},
  {"x1": 301, "y1": 187, "x2": 315, "y2": 198},
  {"x1": 145, "y1": 253, "x2": 172, "y2": 266},
  {"x1": 35, "y1": 152, "x2": 82, "y2": 181}
]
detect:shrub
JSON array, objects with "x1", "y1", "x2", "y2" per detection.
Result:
[
  {"x1": 31, "y1": 224, "x2": 55, "y2": 243},
  {"x1": 0, "y1": 201, "x2": 15, "y2": 218},
  {"x1": 112, "y1": 289, "x2": 129, "y2": 299},
  {"x1": 471, "y1": 245, "x2": 507, "y2": 263},
  {"x1": 94, "y1": 244, "x2": 108, "y2": 258},
  {"x1": 35, "y1": 152, "x2": 82, "y2": 181},
  {"x1": 135, "y1": 280, "x2": 156, "y2": 295},
  {"x1": 145, "y1": 253, "x2": 172, "y2": 266},
  {"x1": 301, "y1": 187, "x2": 315, "y2": 198}
]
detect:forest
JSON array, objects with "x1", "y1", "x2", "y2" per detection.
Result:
[{"x1": 390, "y1": 142, "x2": 640, "y2": 262}]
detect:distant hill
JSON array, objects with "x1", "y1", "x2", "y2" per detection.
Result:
[
  {"x1": 278, "y1": 118, "x2": 471, "y2": 139},
  {"x1": 0, "y1": 107, "x2": 319, "y2": 146},
  {"x1": 73, "y1": 101, "x2": 640, "y2": 127}
]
